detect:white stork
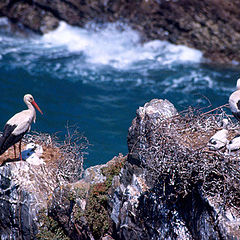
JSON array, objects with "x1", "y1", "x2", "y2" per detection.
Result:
[
  {"x1": 229, "y1": 78, "x2": 240, "y2": 121},
  {"x1": 207, "y1": 119, "x2": 229, "y2": 150},
  {"x1": 0, "y1": 94, "x2": 43, "y2": 160}
]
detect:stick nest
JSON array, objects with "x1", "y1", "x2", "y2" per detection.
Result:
[
  {"x1": 138, "y1": 107, "x2": 240, "y2": 212},
  {"x1": 22, "y1": 125, "x2": 89, "y2": 183}
]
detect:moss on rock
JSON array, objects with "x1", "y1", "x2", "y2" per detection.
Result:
[
  {"x1": 84, "y1": 154, "x2": 126, "y2": 239},
  {"x1": 36, "y1": 209, "x2": 70, "y2": 240}
]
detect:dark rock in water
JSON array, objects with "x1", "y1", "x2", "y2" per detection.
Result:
[{"x1": 1, "y1": 0, "x2": 240, "y2": 63}]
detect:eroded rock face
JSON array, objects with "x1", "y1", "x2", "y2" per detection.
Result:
[
  {"x1": 0, "y1": 99, "x2": 239, "y2": 239},
  {"x1": 0, "y1": 1, "x2": 59, "y2": 34},
  {"x1": 110, "y1": 99, "x2": 193, "y2": 239},
  {"x1": 1, "y1": 0, "x2": 240, "y2": 63},
  {"x1": 110, "y1": 98, "x2": 240, "y2": 239},
  {"x1": 0, "y1": 161, "x2": 58, "y2": 240},
  {"x1": 127, "y1": 99, "x2": 178, "y2": 166}
]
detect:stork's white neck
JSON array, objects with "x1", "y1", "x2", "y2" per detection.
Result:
[
  {"x1": 25, "y1": 100, "x2": 34, "y2": 110},
  {"x1": 25, "y1": 100, "x2": 36, "y2": 123},
  {"x1": 236, "y1": 78, "x2": 240, "y2": 90}
]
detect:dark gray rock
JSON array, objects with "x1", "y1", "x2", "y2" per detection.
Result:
[
  {"x1": 128, "y1": 99, "x2": 178, "y2": 167},
  {"x1": 0, "y1": 161, "x2": 58, "y2": 240},
  {"x1": 110, "y1": 98, "x2": 240, "y2": 239}
]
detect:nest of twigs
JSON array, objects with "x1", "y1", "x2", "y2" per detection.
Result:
[
  {"x1": 21, "y1": 125, "x2": 89, "y2": 183},
  {"x1": 139, "y1": 107, "x2": 240, "y2": 212}
]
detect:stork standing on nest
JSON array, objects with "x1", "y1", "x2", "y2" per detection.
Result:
[
  {"x1": 229, "y1": 78, "x2": 240, "y2": 121},
  {"x1": 207, "y1": 119, "x2": 229, "y2": 150},
  {"x1": 0, "y1": 94, "x2": 43, "y2": 160}
]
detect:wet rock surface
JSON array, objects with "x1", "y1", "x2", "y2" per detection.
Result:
[{"x1": 1, "y1": 0, "x2": 240, "y2": 63}]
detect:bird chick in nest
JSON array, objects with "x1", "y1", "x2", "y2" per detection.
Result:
[
  {"x1": 226, "y1": 134, "x2": 240, "y2": 154},
  {"x1": 207, "y1": 119, "x2": 229, "y2": 150}
]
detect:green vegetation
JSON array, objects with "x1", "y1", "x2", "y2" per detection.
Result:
[
  {"x1": 85, "y1": 155, "x2": 126, "y2": 239},
  {"x1": 101, "y1": 155, "x2": 126, "y2": 189},
  {"x1": 36, "y1": 209, "x2": 70, "y2": 240},
  {"x1": 37, "y1": 156, "x2": 126, "y2": 240},
  {"x1": 85, "y1": 183, "x2": 110, "y2": 239}
]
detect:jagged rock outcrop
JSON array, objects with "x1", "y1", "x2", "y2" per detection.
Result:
[
  {"x1": 109, "y1": 98, "x2": 240, "y2": 239},
  {"x1": 1, "y1": 0, "x2": 240, "y2": 64},
  {"x1": 0, "y1": 134, "x2": 85, "y2": 240},
  {"x1": 0, "y1": 160, "x2": 58, "y2": 240},
  {"x1": 38, "y1": 98, "x2": 240, "y2": 239},
  {"x1": 43, "y1": 154, "x2": 126, "y2": 240},
  {"x1": 0, "y1": 99, "x2": 239, "y2": 239}
]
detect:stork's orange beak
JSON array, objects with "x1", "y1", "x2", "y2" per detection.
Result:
[{"x1": 32, "y1": 100, "x2": 43, "y2": 115}]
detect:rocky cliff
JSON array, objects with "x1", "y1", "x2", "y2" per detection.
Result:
[
  {"x1": 1, "y1": 0, "x2": 240, "y2": 64},
  {"x1": 0, "y1": 98, "x2": 239, "y2": 239},
  {"x1": 110, "y1": 99, "x2": 240, "y2": 239}
]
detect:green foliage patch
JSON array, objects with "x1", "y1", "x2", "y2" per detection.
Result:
[{"x1": 36, "y1": 209, "x2": 70, "y2": 240}]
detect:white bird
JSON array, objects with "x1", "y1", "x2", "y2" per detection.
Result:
[
  {"x1": 229, "y1": 78, "x2": 240, "y2": 121},
  {"x1": 226, "y1": 134, "x2": 240, "y2": 153},
  {"x1": 22, "y1": 143, "x2": 44, "y2": 165},
  {"x1": 207, "y1": 119, "x2": 229, "y2": 150},
  {"x1": 0, "y1": 94, "x2": 43, "y2": 160}
]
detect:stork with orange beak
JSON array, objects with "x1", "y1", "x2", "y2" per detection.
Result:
[{"x1": 0, "y1": 94, "x2": 43, "y2": 160}]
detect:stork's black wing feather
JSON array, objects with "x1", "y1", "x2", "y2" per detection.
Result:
[
  {"x1": 237, "y1": 100, "x2": 240, "y2": 110},
  {"x1": 0, "y1": 124, "x2": 25, "y2": 155}
]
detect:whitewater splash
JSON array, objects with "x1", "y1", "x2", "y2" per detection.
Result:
[
  {"x1": 0, "y1": 18, "x2": 202, "y2": 69},
  {"x1": 41, "y1": 21, "x2": 203, "y2": 68}
]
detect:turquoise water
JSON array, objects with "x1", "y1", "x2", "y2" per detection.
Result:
[{"x1": 0, "y1": 18, "x2": 239, "y2": 167}]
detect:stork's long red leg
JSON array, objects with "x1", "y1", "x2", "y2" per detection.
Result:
[
  {"x1": 19, "y1": 140, "x2": 22, "y2": 161},
  {"x1": 13, "y1": 144, "x2": 16, "y2": 158}
]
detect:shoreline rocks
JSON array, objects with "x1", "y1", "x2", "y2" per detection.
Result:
[{"x1": 1, "y1": 0, "x2": 240, "y2": 64}]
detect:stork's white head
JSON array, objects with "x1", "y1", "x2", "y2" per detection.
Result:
[
  {"x1": 236, "y1": 78, "x2": 240, "y2": 90},
  {"x1": 24, "y1": 94, "x2": 43, "y2": 115},
  {"x1": 24, "y1": 94, "x2": 34, "y2": 104}
]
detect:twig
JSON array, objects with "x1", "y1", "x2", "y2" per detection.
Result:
[{"x1": 201, "y1": 103, "x2": 230, "y2": 116}]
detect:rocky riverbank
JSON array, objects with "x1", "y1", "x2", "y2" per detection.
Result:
[
  {"x1": 1, "y1": 0, "x2": 240, "y2": 64},
  {"x1": 0, "y1": 98, "x2": 239, "y2": 239}
]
